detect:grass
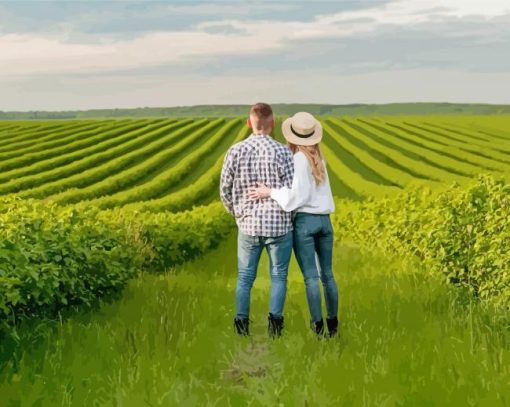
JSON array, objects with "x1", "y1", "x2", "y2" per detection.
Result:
[{"x1": 1, "y1": 233, "x2": 509, "y2": 406}]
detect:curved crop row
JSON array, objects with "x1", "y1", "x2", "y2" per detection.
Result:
[
  {"x1": 0, "y1": 121, "x2": 94, "y2": 149},
  {"x1": 424, "y1": 122, "x2": 510, "y2": 147},
  {"x1": 0, "y1": 120, "x2": 121, "y2": 159},
  {"x1": 322, "y1": 123, "x2": 397, "y2": 187},
  {"x1": 382, "y1": 120, "x2": 503, "y2": 174},
  {"x1": 0, "y1": 121, "x2": 183, "y2": 194},
  {"x1": 0, "y1": 120, "x2": 169, "y2": 191},
  {"x1": 1, "y1": 116, "x2": 508, "y2": 209},
  {"x1": 327, "y1": 119, "x2": 434, "y2": 181},
  {"x1": 421, "y1": 121, "x2": 497, "y2": 144},
  {"x1": 74, "y1": 119, "x2": 242, "y2": 208},
  {"x1": 341, "y1": 119, "x2": 462, "y2": 184},
  {"x1": 324, "y1": 119, "x2": 435, "y2": 189},
  {"x1": 0, "y1": 122, "x2": 62, "y2": 142},
  {"x1": 0, "y1": 123, "x2": 40, "y2": 138},
  {"x1": 320, "y1": 133, "x2": 401, "y2": 198},
  {"x1": 0, "y1": 121, "x2": 153, "y2": 172},
  {"x1": 0, "y1": 120, "x2": 110, "y2": 154},
  {"x1": 0, "y1": 122, "x2": 107, "y2": 155},
  {"x1": 360, "y1": 119, "x2": 483, "y2": 179},
  {"x1": 49, "y1": 118, "x2": 231, "y2": 205},
  {"x1": 404, "y1": 120, "x2": 502, "y2": 149},
  {"x1": 411, "y1": 122, "x2": 510, "y2": 157},
  {"x1": 393, "y1": 121, "x2": 510, "y2": 169},
  {"x1": 159, "y1": 118, "x2": 247, "y2": 196},
  {"x1": 13, "y1": 119, "x2": 207, "y2": 198},
  {"x1": 357, "y1": 119, "x2": 471, "y2": 180},
  {"x1": 119, "y1": 125, "x2": 252, "y2": 212},
  {"x1": 13, "y1": 119, "x2": 209, "y2": 199},
  {"x1": 441, "y1": 118, "x2": 510, "y2": 141},
  {"x1": 397, "y1": 123, "x2": 510, "y2": 178}
]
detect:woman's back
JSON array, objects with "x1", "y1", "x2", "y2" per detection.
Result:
[{"x1": 270, "y1": 151, "x2": 335, "y2": 214}]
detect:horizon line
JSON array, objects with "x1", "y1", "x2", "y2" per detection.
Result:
[{"x1": 3, "y1": 101, "x2": 510, "y2": 114}]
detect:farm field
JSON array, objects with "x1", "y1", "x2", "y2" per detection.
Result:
[
  {"x1": 0, "y1": 115, "x2": 509, "y2": 406},
  {"x1": 0, "y1": 116, "x2": 510, "y2": 209},
  {"x1": 1, "y1": 234, "x2": 509, "y2": 406}
]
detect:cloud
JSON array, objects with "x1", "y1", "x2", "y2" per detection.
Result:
[
  {"x1": 1, "y1": 0, "x2": 509, "y2": 79},
  {"x1": 1, "y1": 0, "x2": 509, "y2": 109},
  {"x1": 161, "y1": 3, "x2": 298, "y2": 16}
]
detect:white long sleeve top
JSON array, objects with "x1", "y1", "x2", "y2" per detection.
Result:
[{"x1": 270, "y1": 151, "x2": 335, "y2": 214}]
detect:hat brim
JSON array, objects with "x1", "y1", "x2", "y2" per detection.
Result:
[{"x1": 281, "y1": 117, "x2": 323, "y2": 146}]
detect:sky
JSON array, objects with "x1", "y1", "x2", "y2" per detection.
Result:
[{"x1": 1, "y1": 0, "x2": 510, "y2": 111}]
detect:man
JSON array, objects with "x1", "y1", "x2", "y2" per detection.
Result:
[{"x1": 220, "y1": 102, "x2": 294, "y2": 338}]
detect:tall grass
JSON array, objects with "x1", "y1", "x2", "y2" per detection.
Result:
[{"x1": 1, "y1": 234, "x2": 509, "y2": 406}]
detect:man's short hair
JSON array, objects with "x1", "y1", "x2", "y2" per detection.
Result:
[{"x1": 250, "y1": 103, "x2": 273, "y2": 120}]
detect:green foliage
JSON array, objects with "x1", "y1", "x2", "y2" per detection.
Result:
[
  {"x1": 96, "y1": 201, "x2": 235, "y2": 270},
  {"x1": 1, "y1": 235, "x2": 509, "y2": 405},
  {"x1": 333, "y1": 175, "x2": 510, "y2": 308},
  {"x1": 0, "y1": 197, "x2": 144, "y2": 329},
  {"x1": 0, "y1": 198, "x2": 235, "y2": 331}
]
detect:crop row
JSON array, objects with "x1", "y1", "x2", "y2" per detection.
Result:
[
  {"x1": 0, "y1": 120, "x2": 183, "y2": 193},
  {"x1": 0, "y1": 121, "x2": 104, "y2": 155},
  {"x1": 1, "y1": 116, "x2": 509, "y2": 207},
  {"x1": 0, "y1": 121, "x2": 98, "y2": 149},
  {"x1": 338, "y1": 119, "x2": 454, "y2": 184},
  {"x1": 0, "y1": 121, "x2": 154, "y2": 173},
  {"x1": 383, "y1": 119, "x2": 510, "y2": 172},
  {"x1": 14, "y1": 119, "x2": 209, "y2": 199},
  {"x1": 50, "y1": 118, "x2": 232, "y2": 205},
  {"x1": 0, "y1": 120, "x2": 169, "y2": 185},
  {"x1": 117, "y1": 125, "x2": 252, "y2": 211}
]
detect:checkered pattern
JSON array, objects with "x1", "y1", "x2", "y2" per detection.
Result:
[{"x1": 220, "y1": 134, "x2": 294, "y2": 237}]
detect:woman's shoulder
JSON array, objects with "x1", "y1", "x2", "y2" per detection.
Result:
[{"x1": 293, "y1": 151, "x2": 307, "y2": 162}]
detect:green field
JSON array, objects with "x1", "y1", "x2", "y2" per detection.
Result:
[
  {"x1": 0, "y1": 115, "x2": 509, "y2": 406},
  {"x1": 0, "y1": 115, "x2": 510, "y2": 206},
  {"x1": 1, "y1": 234, "x2": 509, "y2": 406}
]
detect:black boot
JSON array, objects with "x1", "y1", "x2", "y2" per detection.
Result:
[
  {"x1": 268, "y1": 313, "x2": 284, "y2": 338},
  {"x1": 326, "y1": 316, "x2": 338, "y2": 337},
  {"x1": 311, "y1": 319, "x2": 325, "y2": 337},
  {"x1": 234, "y1": 317, "x2": 250, "y2": 336}
]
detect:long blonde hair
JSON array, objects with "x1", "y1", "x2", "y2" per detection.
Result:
[{"x1": 288, "y1": 142, "x2": 326, "y2": 185}]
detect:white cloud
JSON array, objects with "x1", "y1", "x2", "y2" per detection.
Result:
[
  {"x1": 0, "y1": 31, "x2": 283, "y2": 76},
  {"x1": 162, "y1": 3, "x2": 297, "y2": 16},
  {"x1": 0, "y1": 0, "x2": 508, "y2": 78}
]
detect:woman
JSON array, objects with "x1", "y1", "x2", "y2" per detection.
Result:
[{"x1": 248, "y1": 112, "x2": 339, "y2": 337}]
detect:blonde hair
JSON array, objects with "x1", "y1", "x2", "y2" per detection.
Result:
[{"x1": 288, "y1": 142, "x2": 326, "y2": 185}]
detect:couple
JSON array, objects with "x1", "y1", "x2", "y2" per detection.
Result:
[{"x1": 220, "y1": 103, "x2": 338, "y2": 338}]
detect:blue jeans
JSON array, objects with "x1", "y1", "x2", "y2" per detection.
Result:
[
  {"x1": 236, "y1": 230, "x2": 293, "y2": 319},
  {"x1": 293, "y1": 213, "x2": 338, "y2": 323}
]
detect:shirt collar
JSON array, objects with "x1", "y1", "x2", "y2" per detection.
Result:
[{"x1": 249, "y1": 133, "x2": 271, "y2": 139}]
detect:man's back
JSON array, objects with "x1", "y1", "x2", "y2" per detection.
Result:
[{"x1": 220, "y1": 134, "x2": 294, "y2": 237}]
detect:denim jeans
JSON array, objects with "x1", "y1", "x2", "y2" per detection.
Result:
[
  {"x1": 293, "y1": 213, "x2": 338, "y2": 323},
  {"x1": 236, "y1": 230, "x2": 293, "y2": 320}
]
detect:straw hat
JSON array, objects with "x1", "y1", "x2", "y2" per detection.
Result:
[{"x1": 281, "y1": 112, "x2": 323, "y2": 146}]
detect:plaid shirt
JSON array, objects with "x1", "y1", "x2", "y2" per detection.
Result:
[{"x1": 220, "y1": 134, "x2": 294, "y2": 237}]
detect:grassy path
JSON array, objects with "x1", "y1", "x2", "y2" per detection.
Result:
[{"x1": 1, "y1": 234, "x2": 509, "y2": 406}]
